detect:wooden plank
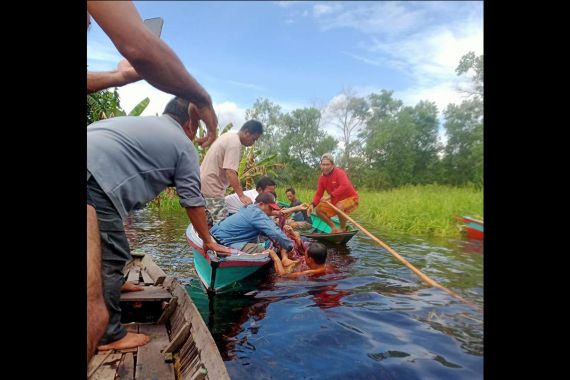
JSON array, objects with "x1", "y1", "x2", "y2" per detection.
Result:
[
  {"x1": 87, "y1": 351, "x2": 113, "y2": 378},
  {"x1": 117, "y1": 352, "x2": 135, "y2": 380},
  {"x1": 188, "y1": 366, "x2": 208, "y2": 380},
  {"x1": 126, "y1": 267, "x2": 141, "y2": 284},
  {"x1": 125, "y1": 324, "x2": 139, "y2": 333},
  {"x1": 136, "y1": 324, "x2": 175, "y2": 380},
  {"x1": 120, "y1": 286, "x2": 172, "y2": 302},
  {"x1": 141, "y1": 255, "x2": 167, "y2": 285},
  {"x1": 157, "y1": 297, "x2": 178, "y2": 324},
  {"x1": 169, "y1": 281, "x2": 230, "y2": 380},
  {"x1": 90, "y1": 353, "x2": 123, "y2": 380},
  {"x1": 164, "y1": 321, "x2": 191, "y2": 354},
  {"x1": 140, "y1": 269, "x2": 154, "y2": 285}
]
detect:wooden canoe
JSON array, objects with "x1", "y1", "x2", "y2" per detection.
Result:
[
  {"x1": 186, "y1": 224, "x2": 272, "y2": 294},
  {"x1": 299, "y1": 214, "x2": 358, "y2": 244},
  {"x1": 88, "y1": 252, "x2": 230, "y2": 380}
]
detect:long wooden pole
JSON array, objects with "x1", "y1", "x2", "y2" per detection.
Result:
[{"x1": 326, "y1": 201, "x2": 482, "y2": 312}]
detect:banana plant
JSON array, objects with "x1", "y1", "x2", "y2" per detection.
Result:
[{"x1": 87, "y1": 89, "x2": 150, "y2": 124}]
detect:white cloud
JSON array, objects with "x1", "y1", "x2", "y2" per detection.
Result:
[
  {"x1": 117, "y1": 82, "x2": 247, "y2": 132},
  {"x1": 315, "y1": 2, "x2": 423, "y2": 35},
  {"x1": 117, "y1": 82, "x2": 172, "y2": 116},
  {"x1": 226, "y1": 80, "x2": 265, "y2": 91},
  {"x1": 313, "y1": 3, "x2": 343, "y2": 17},
  {"x1": 215, "y1": 101, "x2": 247, "y2": 131},
  {"x1": 87, "y1": 41, "x2": 123, "y2": 70},
  {"x1": 274, "y1": 1, "x2": 302, "y2": 8}
]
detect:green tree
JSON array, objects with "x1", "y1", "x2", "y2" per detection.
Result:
[
  {"x1": 441, "y1": 52, "x2": 483, "y2": 186},
  {"x1": 410, "y1": 100, "x2": 442, "y2": 184},
  {"x1": 278, "y1": 107, "x2": 337, "y2": 186},
  {"x1": 245, "y1": 98, "x2": 284, "y2": 159},
  {"x1": 442, "y1": 99, "x2": 483, "y2": 186},
  {"x1": 456, "y1": 51, "x2": 483, "y2": 98},
  {"x1": 327, "y1": 89, "x2": 369, "y2": 171}
]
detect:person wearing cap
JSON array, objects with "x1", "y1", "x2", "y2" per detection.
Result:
[
  {"x1": 210, "y1": 192, "x2": 295, "y2": 256},
  {"x1": 307, "y1": 153, "x2": 359, "y2": 233}
]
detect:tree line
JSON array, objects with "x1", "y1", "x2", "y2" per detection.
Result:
[
  {"x1": 87, "y1": 52, "x2": 483, "y2": 191},
  {"x1": 246, "y1": 52, "x2": 483, "y2": 190}
]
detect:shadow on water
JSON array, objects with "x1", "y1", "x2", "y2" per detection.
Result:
[{"x1": 126, "y1": 208, "x2": 483, "y2": 380}]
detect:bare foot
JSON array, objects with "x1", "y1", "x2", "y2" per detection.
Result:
[
  {"x1": 97, "y1": 332, "x2": 150, "y2": 351},
  {"x1": 121, "y1": 282, "x2": 144, "y2": 292}
]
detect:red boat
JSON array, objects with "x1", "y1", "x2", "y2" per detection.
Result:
[{"x1": 455, "y1": 216, "x2": 484, "y2": 240}]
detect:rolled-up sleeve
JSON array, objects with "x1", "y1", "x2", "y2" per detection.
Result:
[{"x1": 175, "y1": 148, "x2": 206, "y2": 208}]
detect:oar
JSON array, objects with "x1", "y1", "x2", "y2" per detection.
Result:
[{"x1": 325, "y1": 201, "x2": 482, "y2": 312}]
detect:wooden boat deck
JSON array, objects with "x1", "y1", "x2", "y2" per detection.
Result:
[{"x1": 88, "y1": 253, "x2": 229, "y2": 380}]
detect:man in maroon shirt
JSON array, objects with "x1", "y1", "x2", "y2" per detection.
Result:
[{"x1": 307, "y1": 153, "x2": 359, "y2": 233}]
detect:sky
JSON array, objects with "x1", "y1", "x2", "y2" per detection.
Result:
[{"x1": 87, "y1": 1, "x2": 483, "y2": 139}]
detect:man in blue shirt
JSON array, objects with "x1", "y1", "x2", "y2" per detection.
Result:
[{"x1": 211, "y1": 192, "x2": 294, "y2": 254}]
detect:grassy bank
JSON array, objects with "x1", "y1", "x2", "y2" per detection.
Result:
[
  {"x1": 279, "y1": 185, "x2": 482, "y2": 237},
  {"x1": 148, "y1": 184, "x2": 483, "y2": 237}
]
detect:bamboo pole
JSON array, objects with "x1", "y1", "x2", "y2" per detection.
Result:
[{"x1": 325, "y1": 201, "x2": 482, "y2": 312}]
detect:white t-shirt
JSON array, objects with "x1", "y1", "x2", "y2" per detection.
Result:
[
  {"x1": 200, "y1": 132, "x2": 242, "y2": 197},
  {"x1": 225, "y1": 189, "x2": 258, "y2": 214}
]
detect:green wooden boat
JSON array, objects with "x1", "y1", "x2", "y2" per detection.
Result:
[{"x1": 278, "y1": 200, "x2": 358, "y2": 244}]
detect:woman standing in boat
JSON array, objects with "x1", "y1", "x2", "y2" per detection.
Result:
[{"x1": 307, "y1": 153, "x2": 359, "y2": 233}]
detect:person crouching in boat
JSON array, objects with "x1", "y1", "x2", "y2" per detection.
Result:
[
  {"x1": 269, "y1": 242, "x2": 333, "y2": 278},
  {"x1": 210, "y1": 192, "x2": 296, "y2": 265},
  {"x1": 307, "y1": 153, "x2": 359, "y2": 233}
]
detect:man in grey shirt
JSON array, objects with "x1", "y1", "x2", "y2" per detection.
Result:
[{"x1": 87, "y1": 97, "x2": 229, "y2": 352}]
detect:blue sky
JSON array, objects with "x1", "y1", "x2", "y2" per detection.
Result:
[{"x1": 87, "y1": 1, "x2": 483, "y2": 137}]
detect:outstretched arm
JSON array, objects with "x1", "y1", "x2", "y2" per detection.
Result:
[
  {"x1": 268, "y1": 249, "x2": 287, "y2": 275},
  {"x1": 185, "y1": 207, "x2": 231, "y2": 255},
  {"x1": 87, "y1": 59, "x2": 141, "y2": 93},
  {"x1": 226, "y1": 169, "x2": 252, "y2": 205},
  {"x1": 88, "y1": 1, "x2": 218, "y2": 146}
]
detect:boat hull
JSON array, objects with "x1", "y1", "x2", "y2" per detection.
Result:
[
  {"x1": 186, "y1": 224, "x2": 271, "y2": 293},
  {"x1": 300, "y1": 214, "x2": 358, "y2": 244}
]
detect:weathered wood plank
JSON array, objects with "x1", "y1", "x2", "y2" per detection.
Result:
[
  {"x1": 126, "y1": 267, "x2": 141, "y2": 283},
  {"x1": 164, "y1": 321, "x2": 191, "y2": 354},
  {"x1": 120, "y1": 286, "x2": 172, "y2": 302},
  {"x1": 157, "y1": 297, "x2": 178, "y2": 324},
  {"x1": 174, "y1": 281, "x2": 230, "y2": 380},
  {"x1": 140, "y1": 269, "x2": 154, "y2": 285},
  {"x1": 141, "y1": 255, "x2": 167, "y2": 285},
  {"x1": 90, "y1": 353, "x2": 123, "y2": 380},
  {"x1": 136, "y1": 324, "x2": 175, "y2": 380},
  {"x1": 87, "y1": 350, "x2": 113, "y2": 378},
  {"x1": 117, "y1": 352, "x2": 135, "y2": 380}
]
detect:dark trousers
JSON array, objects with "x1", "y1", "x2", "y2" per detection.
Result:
[{"x1": 87, "y1": 172, "x2": 131, "y2": 344}]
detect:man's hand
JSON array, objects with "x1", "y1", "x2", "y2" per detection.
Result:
[
  {"x1": 203, "y1": 240, "x2": 231, "y2": 256},
  {"x1": 117, "y1": 59, "x2": 141, "y2": 84},
  {"x1": 307, "y1": 204, "x2": 314, "y2": 215},
  {"x1": 239, "y1": 194, "x2": 253, "y2": 206},
  {"x1": 194, "y1": 104, "x2": 218, "y2": 147}
]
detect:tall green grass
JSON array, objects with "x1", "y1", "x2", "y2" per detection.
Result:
[
  {"x1": 148, "y1": 184, "x2": 482, "y2": 237},
  {"x1": 278, "y1": 184, "x2": 482, "y2": 237}
]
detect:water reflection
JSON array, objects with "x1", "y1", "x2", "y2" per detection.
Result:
[{"x1": 125, "y1": 208, "x2": 483, "y2": 379}]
